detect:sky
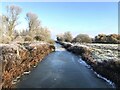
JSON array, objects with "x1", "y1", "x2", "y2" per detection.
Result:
[{"x1": 0, "y1": 2, "x2": 118, "y2": 39}]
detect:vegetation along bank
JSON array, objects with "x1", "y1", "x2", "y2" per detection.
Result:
[
  {"x1": 57, "y1": 41, "x2": 120, "y2": 88},
  {"x1": 0, "y1": 42, "x2": 55, "y2": 88}
]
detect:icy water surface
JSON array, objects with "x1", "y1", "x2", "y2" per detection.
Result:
[{"x1": 16, "y1": 43, "x2": 113, "y2": 88}]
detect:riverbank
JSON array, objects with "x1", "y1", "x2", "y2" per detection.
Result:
[
  {"x1": 56, "y1": 41, "x2": 120, "y2": 88},
  {"x1": 0, "y1": 42, "x2": 55, "y2": 88},
  {"x1": 16, "y1": 43, "x2": 112, "y2": 88}
]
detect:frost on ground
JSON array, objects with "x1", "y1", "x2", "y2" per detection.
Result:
[
  {"x1": 70, "y1": 42, "x2": 119, "y2": 63},
  {"x1": 59, "y1": 42, "x2": 120, "y2": 87},
  {"x1": 84, "y1": 44, "x2": 119, "y2": 63}
]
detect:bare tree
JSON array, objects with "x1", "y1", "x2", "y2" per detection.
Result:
[
  {"x1": 63, "y1": 31, "x2": 73, "y2": 42},
  {"x1": 56, "y1": 33, "x2": 65, "y2": 42},
  {"x1": 4, "y1": 5, "x2": 22, "y2": 38},
  {"x1": 26, "y1": 12, "x2": 52, "y2": 42},
  {"x1": 26, "y1": 12, "x2": 41, "y2": 33},
  {"x1": 56, "y1": 32, "x2": 72, "y2": 42},
  {"x1": 0, "y1": 14, "x2": 10, "y2": 43},
  {"x1": 0, "y1": 15, "x2": 6, "y2": 35}
]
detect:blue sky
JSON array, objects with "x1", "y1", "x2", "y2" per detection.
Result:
[{"x1": 1, "y1": 2, "x2": 118, "y2": 39}]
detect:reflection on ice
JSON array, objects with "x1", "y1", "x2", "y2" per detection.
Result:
[
  {"x1": 55, "y1": 43, "x2": 66, "y2": 51},
  {"x1": 55, "y1": 48, "x2": 66, "y2": 51}
]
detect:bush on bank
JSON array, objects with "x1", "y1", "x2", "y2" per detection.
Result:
[
  {"x1": 72, "y1": 34, "x2": 92, "y2": 43},
  {"x1": 94, "y1": 34, "x2": 120, "y2": 44}
]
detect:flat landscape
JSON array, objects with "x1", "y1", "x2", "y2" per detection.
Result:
[{"x1": 0, "y1": 1, "x2": 119, "y2": 89}]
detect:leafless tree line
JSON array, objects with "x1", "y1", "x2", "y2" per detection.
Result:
[{"x1": 0, "y1": 5, "x2": 52, "y2": 44}]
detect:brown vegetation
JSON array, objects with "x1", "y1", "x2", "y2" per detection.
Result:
[
  {"x1": 57, "y1": 41, "x2": 120, "y2": 88},
  {"x1": 0, "y1": 42, "x2": 55, "y2": 88},
  {"x1": 0, "y1": 5, "x2": 55, "y2": 89},
  {"x1": 94, "y1": 34, "x2": 120, "y2": 44}
]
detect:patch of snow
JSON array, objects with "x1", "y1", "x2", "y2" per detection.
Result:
[
  {"x1": 23, "y1": 71, "x2": 31, "y2": 75},
  {"x1": 94, "y1": 72, "x2": 115, "y2": 88},
  {"x1": 78, "y1": 59, "x2": 91, "y2": 68},
  {"x1": 55, "y1": 48, "x2": 66, "y2": 51}
]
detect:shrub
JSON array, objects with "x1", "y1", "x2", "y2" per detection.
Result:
[
  {"x1": 56, "y1": 31, "x2": 73, "y2": 42},
  {"x1": 94, "y1": 34, "x2": 107, "y2": 43},
  {"x1": 94, "y1": 34, "x2": 120, "y2": 44},
  {"x1": 12, "y1": 36, "x2": 24, "y2": 43},
  {"x1": 47, "y1": 39, "x2": 55, "y2": 44},
  {"x1": 108, "y1": 34, "x2": 120, "y2": 44},
  {"x1": 63, "y1": 32, "x2": 73, "y2": 42},
  {"x1": 56, "y1": 34, "x2": 65, "y2": 42},
  {"x1": 34, "y1": 35, "x2": 43, "y2": 41},
  {"x1": 1, "y1": 35, "x2": 12, "y2": 44},
  {"x1": 72, "y1": 34, "x2": 92, "y2": 43},
  {"x1": 24, "y1": 35, "x2": 33, "y2": 41}
]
